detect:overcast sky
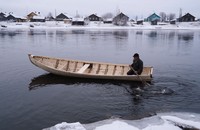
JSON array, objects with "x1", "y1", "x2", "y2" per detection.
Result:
[{"x1": 0, "y1": 0, "x2": 200, "y2": 18}]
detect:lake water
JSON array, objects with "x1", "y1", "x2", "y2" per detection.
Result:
[{"x1": 0, "y1": 28, "x2": 200, "y2": 130}]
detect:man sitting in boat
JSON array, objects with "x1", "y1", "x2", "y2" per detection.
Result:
[{"x1": 127, "y1": 53, "x2": 143, "y2": 75}]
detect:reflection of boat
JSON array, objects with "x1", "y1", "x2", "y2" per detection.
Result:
[
  {"x1": 29, "y1": 73, "x2": 143, "y2": 90},
  {"x1": 28, "y1": 54, "x2": 153, "y2": 82},
  {"x1": 29, "y1": 73, "x2": 91, "y2": 90}
]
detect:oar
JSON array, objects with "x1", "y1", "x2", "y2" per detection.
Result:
[{"x1": 129, "y1": 65, "x2": 150, "y2": 86}]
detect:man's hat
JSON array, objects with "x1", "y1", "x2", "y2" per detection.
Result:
[{"x1": 133, "y1": 53, "x2": 139, "y2": 57}]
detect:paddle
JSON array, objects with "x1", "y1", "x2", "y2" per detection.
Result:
[{"x1": 129, "y1": 65, "x2": 150, "y2": 86}]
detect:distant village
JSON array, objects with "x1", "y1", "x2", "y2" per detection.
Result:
[{"x1": 0, "y1": 10, "x2": 199, "y2": 27}]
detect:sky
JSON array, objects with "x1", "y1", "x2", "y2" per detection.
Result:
[{"x1": 0, "y1": 0, "x2": 200, "y2": 19}]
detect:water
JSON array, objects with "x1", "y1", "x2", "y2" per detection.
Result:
[{"x1": 0, "y1": 28, "x2": 200, "y2": 130}]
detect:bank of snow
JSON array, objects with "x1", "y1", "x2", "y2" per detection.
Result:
[
  {"x1": 43, "y1": 112, "x2": 200, "y2": 130},
  {"x1": 1, "y1": 21, "x2": 200, "y2": 30}
]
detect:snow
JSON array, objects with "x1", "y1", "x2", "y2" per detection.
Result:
[
  {"x1": 94, "y1": 121, "x2": 139, "y2": 130},
  {"x1": 43, "y1": 112, "x2": 200, "y2": 130},
  {"x1": 72, "y1": 18, "x2": 85, "y2": 22},
  {"x1": 45, "y1": 122, "x2": 86, "y2": 130},
  {"x1": 32, "y1": 15, "x2": 45, "y2": 20},
  {"x1": 161, "y1": 115, "x2": 200, "y2": 129},
  {"x1": 1, "y1": 21, "x2": 200, "y2": 30}
]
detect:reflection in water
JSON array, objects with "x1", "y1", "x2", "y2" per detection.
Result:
[
  {"x1": 29, "y1": 73, "x2": 143, "y2": 91},
  {"x1": 136, "y1": 31, "x2": 143, "y2": 35},
  {"x1": 71, "y1": 30, "x2": 85, "y2": 34},
  {"x1": 113, "y1": 31, "x2": 128, "y2": 39},
  {"x1": 147, "y1": 31, "x2": 157, "y2": 38},
  {"x1": 28, "y1": 30, "x2": 46, "y2": 35},
  {"x1": 0, "y1": 30, "x2": 22, "y2": 37},
  {"x1": 168, "y1": 31, "x2": 176, "y2": 40},
  {"x1": 178, "y1": 32, "x2": 194, "y2": 42}
]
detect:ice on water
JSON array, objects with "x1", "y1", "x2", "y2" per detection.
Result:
[{"x1": 43, "y1": 112, "x2": 200, "y2": 130}]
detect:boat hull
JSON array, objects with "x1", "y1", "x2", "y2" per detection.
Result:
[{"x1": 28, "y1": 54, "x2": 153, "y2": 82}]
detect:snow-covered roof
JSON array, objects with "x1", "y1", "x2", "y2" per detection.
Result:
[
  {"x1": 72, "y1": 17, "x2": 84, "y2": 21},
  {"x1": 7, "y1": 13, "x2": 27, "y2": 19},
  {"x1": 104, "y1": 18, "x2": 113, "y2": 21},
  {"x1": 32, "y1": 15, "x2": 45, "y2": 19},
  {"x1": 63, "y1": 13, "x2": 73, "y2": 19},
  {"x1": 137, "y1": 19, "x2": 144, "y2": 21}
]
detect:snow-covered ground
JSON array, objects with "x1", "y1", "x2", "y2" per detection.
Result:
[
  {"x1": 1, "y1": 21, "x2": 200, "y2": 30},
  {"x1": 43, "y1": 112, "x2": 200, "y2": 130}
]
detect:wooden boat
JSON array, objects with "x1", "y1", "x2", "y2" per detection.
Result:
[
  {"x1": 1, "y1": 25, "x2": 7, "y2": 28},
  {"x1": 28, "y1": 54, "x2": 153, "y2": 82}
]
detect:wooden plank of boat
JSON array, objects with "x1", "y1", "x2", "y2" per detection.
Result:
[
  {"x1": 28, "y1": 54, "x2": 153, "y2": 82},
  {"x1": 77, "y1": 64, "x2": 90, "y2": 73}
]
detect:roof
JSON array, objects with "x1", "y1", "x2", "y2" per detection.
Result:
[
  {"x1": 72, "y1": 17, "x2": 84, "y2": 21},
  {"x1": 104, "y1": 18, "x2": 113, "y2": 21},
  {"x1": 32, "y1": 15, "x2": 45, "y2": 19},
  {"x1": 147, "y1": 13, "x2": 160, "y2": 20},
  {"x1": 0, "y1": 12, "x2": 5, "y2": 16},
  {"x1": 114, "y1": 12, "x2": 129, "y2": 19},
  {"x1": 7, "y1": 14, "x2": 27, "y2": 19},
  {"x1": 56, "y1": 13, "x2": 72, "y2": 19},
  {"x1": 88, "y1": 14, "x2": 100, "y2": 18},
  {"x1": 27, "y1": 12, "x2": 39, "y2": 17},
  {"x1": 181, "y1": 13, "x2": 195, "y2": 18}
]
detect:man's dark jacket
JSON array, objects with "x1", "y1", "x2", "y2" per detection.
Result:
[{"x1": 131, "y1": 59, "x2": 143, "y2": 75}]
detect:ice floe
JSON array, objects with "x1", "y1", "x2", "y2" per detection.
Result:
[{"x1": 43, "y1": 112, "x2": 200, "y2": 130}]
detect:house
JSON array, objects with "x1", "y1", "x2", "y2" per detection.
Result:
[
  {"x1": 0, "y1": 12, "x2": 6, "y2": 21},
  {"x1": 146, "y1": 13, "x2": 161, "y2": 22},
  {"x1": 103, "y1": 18, "x2": 113, "y2": 24},
  {"x1": 56, "y1": 13, "x2": 72, "y2": 21},
  {"x1": 170, "y1": 19, "x2": 176, "y2": 24},
  {"x1": 178, "y1": 13, "x2": 195, "y2": 22},
  {"x1": 137, "y1": 19, "x2": 143, "y2": 25},
  {"x1": 27, "y1": 12, "x2": 38, "y2": 20},
  {"x1": 6, "y1": 14, "x2": 27, "y2": 22},
  {"x1": 88, "y1": 14, "x2": 102, "y2": 21},
  {"x1": 113, "y1": 12, "x2": 129, "y2": 26},
  {"x1": 72, "y1": 18, "x2": 85, "y2": 25},
  {"x1": 30, "y1": 15, "x2": 45, "y2": 22}
]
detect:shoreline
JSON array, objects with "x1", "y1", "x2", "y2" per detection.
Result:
[{"x1": 1, "y1": 21, "x2": 200, "y2": 30}]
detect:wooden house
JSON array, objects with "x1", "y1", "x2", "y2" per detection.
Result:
[
  {"x1": 6, "y1": 14, "x2": 26, "y2": 22},
  {"x1": 113, "y1": 12, "x2": 129, "y2": 26},
  {"x1": 30, "y1": 15, "x2": 45, "y2": 22},
  {"x1": 27, "y1": 12, "x2": 38, "y2": 20},
  {"x1": 6, "y1": 14, "x2": 15, "y2": 21},
  {"x1": 103, "y1": 18, "x2": 113, "y2": 24},
  {"x1": 88, "y1": 14, "x2": 102, "y2": 21},
  {"x1": 170, "y1": 19, "x2": 176, "y2": 24},
  {"x1": 178, "y1": 13, "x2": 195, "y2": 22},
  {"x1": 0, "y1": 12, "x2": 6, "y2": 21},
  {"x1": 56, "y1": 13, "x2": 72, "y2": 21},
  {"x1": 72, "y1": 18, "x2": 85, "y2": 25},
  {"x1": 137, "y1": 20, "x2": 143, "y2": 25},
  {"x1": 146, "y1": 13, "x2": 161, "y2": 22}
]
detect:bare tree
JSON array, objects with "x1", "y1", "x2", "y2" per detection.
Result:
[
  {"x1": 102, "y1": 12, "x2": 113, "y2": 19},
  {"x1": 46, "y1": 12, "x2": 54, "y2": 21},
  {"x1": 167, "y1": 13, "x2": 176, "y2": 21},
  {"x1": 47, "y1": 12, "x2": 53, "y2": 18},
  {"x1": 159, "y1": 12, "x2": 167, "y2": 22}
]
